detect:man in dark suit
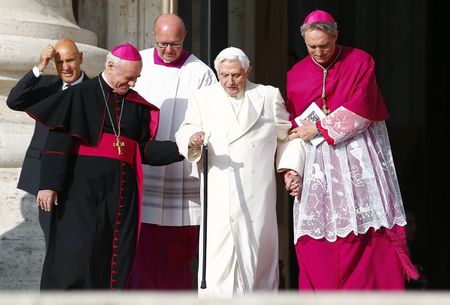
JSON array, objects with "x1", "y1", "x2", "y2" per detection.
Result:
[{"x1": 6, "y1": 38, "x2": 88, "y2": 247}]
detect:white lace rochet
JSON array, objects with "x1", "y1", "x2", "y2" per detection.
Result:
[{"x1": 294, "y1": 107, "x2": 406, "y2": 242}]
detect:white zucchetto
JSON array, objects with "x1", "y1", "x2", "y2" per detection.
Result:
[{"x1": 215, "y1": 47, "x2": 248, "y2": 61}]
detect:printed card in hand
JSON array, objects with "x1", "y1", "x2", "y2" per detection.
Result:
[{"x1": 294, "y1": 102, "x2": 326, "y2": 146}]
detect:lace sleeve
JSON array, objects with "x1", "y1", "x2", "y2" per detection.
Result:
[{"x1": 321, "y1": 106, "x2": 372, "y2": 144}]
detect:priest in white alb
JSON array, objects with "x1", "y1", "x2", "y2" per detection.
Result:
[{"x1": 129, "y1": 13, "x2": 217, "y2": 290}]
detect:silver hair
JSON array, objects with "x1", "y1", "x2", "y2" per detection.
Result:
[
  {"x1": 214, "y1": 55, "x2": 250, "y2": 73},
  {"x1": 300, "y1": 22, "x2": 338, "y2": 38},
  {"x1": 105, "y1": 52, "x2": 121, "y2": 69}
]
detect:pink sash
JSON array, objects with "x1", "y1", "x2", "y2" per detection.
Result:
[{"x1": 72, "y1": 132, "x2": 144, "y2": 240}]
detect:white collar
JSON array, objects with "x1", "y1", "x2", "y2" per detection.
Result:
[{"x1": 62, "y1": 72, "x2": 84, "y2": 90}]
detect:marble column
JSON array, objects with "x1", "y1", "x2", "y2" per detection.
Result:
[
  {"x1": 0, "y1": 0, "x2": 107, "y2": 289},
  {"x1": 76, "y1": 0, "x2": 176, "y2": 51}
]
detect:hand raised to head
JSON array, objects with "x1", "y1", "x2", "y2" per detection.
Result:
[{"x1": 37, "y1": 44, "x2": 56, "y2": 72}]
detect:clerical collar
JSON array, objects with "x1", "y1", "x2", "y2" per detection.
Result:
[
  {"x1": 153, "y1": 48, "x2": 190, "y2": 68},
  {"x1": 99, "y1": 72, "x2": 123, "y2": 95},
  {"x1": 228, "y1": 93, "x2": 245, "y2": 120},
  {"x1": 100, "y1": 72, "x2": 112, "y2": 90},
  {"x1": 62, "y1": 71, "x2": 85, "y2": 90}
]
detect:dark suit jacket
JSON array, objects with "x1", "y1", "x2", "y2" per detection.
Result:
[{"x1": 6, "y1": 70, "x2": 89, "y2": 195}]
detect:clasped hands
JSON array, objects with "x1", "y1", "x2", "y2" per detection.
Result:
[{"x1": 283, "y1": 170, "x2": 301, "y2": 197}]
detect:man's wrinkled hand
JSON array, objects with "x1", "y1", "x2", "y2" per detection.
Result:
[{"x1": 283, "y1": 170, "x2": 302, "y2": 197}]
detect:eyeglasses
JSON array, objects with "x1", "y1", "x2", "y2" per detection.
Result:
[{"x1": 155, "y1": 41, "x2": 183, "y2": 48}]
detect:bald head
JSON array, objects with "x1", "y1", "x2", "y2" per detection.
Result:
[
  {"x1": 54, "y1": 38, "x2": 80, "y2": 53},
  {"x1": 154, "y1": 14, "x2": 186, "y2": 35},
  {"x1": 53, "y1": 38, "x2": 83, "y2": 84},
  {"x1": 153, "y1": 14, "x2": 186, "y2": 63}
]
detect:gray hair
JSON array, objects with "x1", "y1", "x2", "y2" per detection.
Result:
[
  {"x1": 214, "y1": 55, "x2": 250, "y2": 73},
  {"x1": 105, "y1": 52, "x2": 121, "y2": 69},
  {"x1": 300, "y1": 22, "x2": 338, "y2": 38}
]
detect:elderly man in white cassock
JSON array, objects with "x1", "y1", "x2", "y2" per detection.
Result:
[{"x1": 175, "y1": 46, "x2": 305, "y2": 297}]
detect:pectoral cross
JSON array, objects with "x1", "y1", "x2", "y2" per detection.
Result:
[{"x1": 113, "y1": 137, "x2": 125, "y2": 155}]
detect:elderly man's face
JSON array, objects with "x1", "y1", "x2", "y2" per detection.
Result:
[
  {"x1": 107, "y1": 60, "x2": 142, "y2": 95},
  {"x1": 217, "y1": 60, "x2": 248, "y2": 97}
]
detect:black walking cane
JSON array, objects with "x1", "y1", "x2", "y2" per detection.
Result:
[{"x1": 200, "y1": 141, "x2": 208, "y2": 289}]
